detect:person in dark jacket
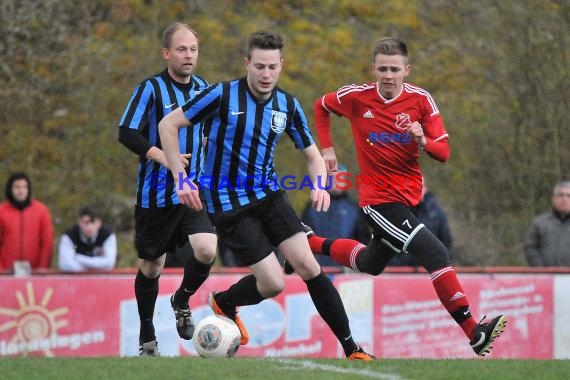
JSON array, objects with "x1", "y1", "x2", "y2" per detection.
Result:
[{"x1": 524, "y1": 180, "x2": 570, "y2": 266}]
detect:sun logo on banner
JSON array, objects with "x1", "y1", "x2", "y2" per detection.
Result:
[{"x1": 0, "y1": 282, "x2": 68, "y2": 356}]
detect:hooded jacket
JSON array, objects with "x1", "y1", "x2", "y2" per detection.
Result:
[{"x1": 0, "y1": 173, "x2": 54, "y2": 270}]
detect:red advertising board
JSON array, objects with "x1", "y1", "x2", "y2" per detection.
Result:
[
  {"x1": 360, "y1": 274, "x2": 553, "y2": 358},
  {"x1": 0, "y1": 273, "x2": 554, "y2": 358}
]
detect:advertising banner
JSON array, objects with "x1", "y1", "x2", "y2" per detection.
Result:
[{"x1": 0, "y1": 273, "x2": 561, "y2": 358}]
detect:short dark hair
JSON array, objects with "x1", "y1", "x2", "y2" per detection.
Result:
[
  {"x1": 247, "y1": 31, "x2": 284, "y2": 59},
  {"x1": 78, "y1": 206, "x2": 100, "y2": 222},
  {"x1": 553, "y1": 181, "x2": 570, "y2": 195},
  {"x1": 372, "y1": 37, "x2": 408, "y2": 63},
  {"x1": 161, "y1": 22, "x2": 198, "y2": 49}
]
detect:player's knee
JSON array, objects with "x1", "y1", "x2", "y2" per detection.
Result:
[
  {"x1": 140, "y1": 265, "x2": 161, "y2": 279},
  {"x1": 358, "y1": 261, "x2": 386, "y2": 276},
  {"x1": 414, "y1": 243, "x2": 450, "y2": 273},
  {"x1": 193, "y1": 245, "x2": 217, "y2": 264},
  {"x1": 266, "y1": 285, "x2": 285, "y2": 298},
  {"x1": 191, "y1": 235, "x2": 218, "y2": 264},
  {"x1": 139, "y1": 258, "x2": 164, "y2": 278},
  {"x1": 259, "y1": 280, "x2": 285, "y2": 298},
  {"x1": 407, "y1": 228, "x2": 450, "y2": 272},
  {"x1": 292, "y1": 257, "x2": 322, "y2": 281},
  {"x1": 366, "y1": 264, "x2": 386, "y2": 276},
  {"x1": 355, "y1": 247, "x2": 389, "y2": 275}
]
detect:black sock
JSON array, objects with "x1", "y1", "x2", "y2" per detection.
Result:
[
  {"x1": 135, "y1": 270, "x2": 159, "y2": 343},
  {"x1": 321, "y1": 239, "x2": 334, "y2": 256},
  {"x1": 305, "y1": 271, "x2": 359, "y2": 356},
  {"x1": 215, "y1": 274, "x2": 265, "y2": 312},
  {"x1": 173, "y1": 253, "x2": 213, "y2": 306}
]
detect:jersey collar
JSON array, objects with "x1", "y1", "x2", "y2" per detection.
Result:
[{"x1": 376, "y1": 81, "x2": 404, "y2": 103}]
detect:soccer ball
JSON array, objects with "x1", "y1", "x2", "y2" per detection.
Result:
[{"x1": 192, "y1": 315, "x2": 241, "y2": 358}]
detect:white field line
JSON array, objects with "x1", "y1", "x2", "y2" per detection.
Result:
[{"x1": 276, "y1": 359, "x2": 404, "y2": 380}]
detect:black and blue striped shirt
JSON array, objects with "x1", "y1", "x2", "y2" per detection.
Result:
[
  {"x1": 119, "y1": 69, "x2": 209, "y2": 208},
  {"x1": 181, "y1": 77, "x2": 314, "y2": 214}
]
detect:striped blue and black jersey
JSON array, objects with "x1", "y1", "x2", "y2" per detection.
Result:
[
  {"x1": 181, "y1": 77, "x2": 314, "y2": 214},
  {"x1": 119, "y1": 69, "x2": 209, "y2": 208}
]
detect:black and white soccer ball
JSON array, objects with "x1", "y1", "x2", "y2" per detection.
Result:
[{"x1": 192, "y1": 315, "x2": 241, "y2": 358}]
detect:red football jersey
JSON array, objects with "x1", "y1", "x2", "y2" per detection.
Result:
[{"x1": 315, "y1": 82, "x2": 449, "y2": 207}]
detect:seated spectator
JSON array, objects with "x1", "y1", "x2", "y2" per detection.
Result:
[
  {"x1": 58, "y1": 206, "x2": 117, "y2": 272},
  {"x1": 0, "y1": 172, "x2": 54, "y2": 271},
  {"x1": 388, "y1": 176, "x2": 452, "y2": 266},
  {"x1": 302, "y1": 164, "x2": 370, "y2": 268},
  {"x1": 524, "y1": 180, "x2": 570, "y2": 266}
]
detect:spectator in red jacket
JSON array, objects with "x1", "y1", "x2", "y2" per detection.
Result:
[{"x1": 0, "y1": 172, "x2": 54, "y2": 270}]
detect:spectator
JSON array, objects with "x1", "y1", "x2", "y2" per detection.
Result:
[
  {"x1": 524, "y1": 180, "x2": 570, "y2": 266},
  {"x1": 389, "y1": 176, "x2": 452, "y2": 266},
  {"x1": 0, "y1": 172, "x2": 54, "y2": 270},
  {"x1": 58, "y1": 206, "x2": 117, "y2": 272},
  {"x1": 301, "y1": 164, "x2": 370, "y2": 268}
]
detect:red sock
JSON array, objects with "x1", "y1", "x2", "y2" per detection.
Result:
[
  {"x1": 307, "y1": 235, "x2": 326, "y2": 254},
  {"x1": 430, "y1": 266, "x2": 478, "y2": 340},
  {"x1": 328, "y1": 239, "x2": 366, "y2": 271}
]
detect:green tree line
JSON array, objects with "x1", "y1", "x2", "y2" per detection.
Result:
[{"x1": 0, "y1": 0, "x2": 567, "y2": 267}]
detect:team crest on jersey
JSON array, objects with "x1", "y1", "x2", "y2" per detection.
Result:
[
  {"x1": 271, "y1": 111, "x2": 287, "y2": 133},
  {"x1": 395, "y1": 113, "x2": 411, "y2": 130}
]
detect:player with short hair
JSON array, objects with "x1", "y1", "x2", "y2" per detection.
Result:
[
  {"x1": 301, "y1": 37, "x2": 507, "y2": 356},
  {"x1": 118, "y1": 22, "x2": 217, "y2": 356},
  {"x1": 159, "y1": 31, "x2": 374, "y2": 360}
]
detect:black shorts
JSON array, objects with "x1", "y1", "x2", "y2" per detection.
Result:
[
  {"x1": 361, "y1": 202, "x2": 426, "y2": 254},
  {"x1": 208, "y1": 190, "x2": 303, "y2": 267},
  {"x1": 135, "y1": 204, "x2": 215, "y2": 260},
  {"x1": 362, "y1": 202, "x2": 450, "y2": 271}
]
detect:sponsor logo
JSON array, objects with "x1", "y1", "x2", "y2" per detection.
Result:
[
  {"x1": 449, "y1": 292, "x2": 466, "y2": 302},
  {"x1": 0, "y1": 282, "x2": 105, "y2": 356},
  {"x1": 366, "y1": 132, "x2": 412, "y2": 146},
  {"x1": 471, "y1": 332, "x2": 485, "y2": 347}
]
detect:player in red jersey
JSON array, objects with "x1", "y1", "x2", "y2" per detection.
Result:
[{"x1": 305, "y1": 37, "x2": 506, "y2": 356}]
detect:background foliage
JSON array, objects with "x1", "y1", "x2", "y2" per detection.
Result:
[{"x1": 0, "y1": 0, "x2": 568, "y2": 267}]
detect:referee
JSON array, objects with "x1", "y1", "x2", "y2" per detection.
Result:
[
  {"x1": 159, "y1": 31, "x2": 374, "y2": 360},
  {"x1": 118, "y1": 23, "x2": 217, "y2": 356}
]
